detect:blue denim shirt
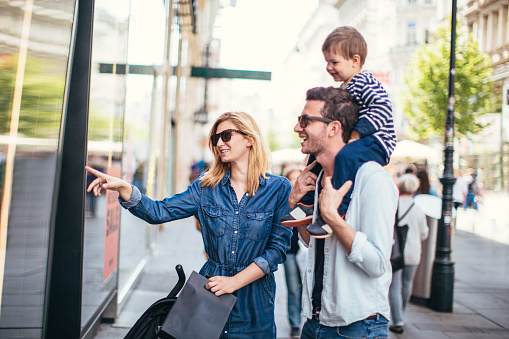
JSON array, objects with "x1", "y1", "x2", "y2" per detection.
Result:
[{"x1": 120, "y1": 171, "x2": 292, "y2": 338}]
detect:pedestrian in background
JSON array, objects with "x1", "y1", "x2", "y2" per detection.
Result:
[
  {"x1": 86, "y1": 112, "x2": 292, "y2": 339},
  {"x1": 283, "y1": 167, "x2": 304, "y2": 338},
  {"x1": 389, "y1": 174, "x2": 429, "y2": 334},
  {"x1": 415, "y1": 166, "x2": 438, "y2": 196},
  {"x1": 464, "y1": 171, "x2": 481, "y2": 210}
]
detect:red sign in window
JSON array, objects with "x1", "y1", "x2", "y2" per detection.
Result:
[{"x1": 103, "y1": 165, "x2": 121, "y2": 281}]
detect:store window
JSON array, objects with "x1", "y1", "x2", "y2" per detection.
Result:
[
  {"x1": 81, "y1": 0, "x2": 129, "y2": 331},
  {"x1": 0, "y1": 1, "x2": 76, "y2": 338}
]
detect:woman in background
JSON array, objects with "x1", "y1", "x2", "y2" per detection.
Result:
[{"x1": 389, "y1": 174, "x2": 429, "y2": 334}]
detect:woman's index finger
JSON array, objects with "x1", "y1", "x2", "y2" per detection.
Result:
[{"x1": 85, "y1": 166, "x2": 106, "y2": 178}]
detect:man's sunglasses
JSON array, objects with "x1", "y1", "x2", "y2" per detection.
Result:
[
  {"x1": 211, "y1": 129, "x2": 246, "y2": 146},
  {"x1": 297, "y1": 114, "x2": 333, "y2": 128}
]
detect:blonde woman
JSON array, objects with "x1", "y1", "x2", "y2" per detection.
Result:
[{"x1": 86, "y1": 112, "x2": 292, "y2": 338}]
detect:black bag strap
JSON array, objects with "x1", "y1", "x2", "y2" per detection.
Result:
[{"x1": 396, "y1": 202, "x2": 415, "y2": 225}]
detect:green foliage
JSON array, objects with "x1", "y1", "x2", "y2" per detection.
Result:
[{"x1": 403, "y1": 23, "x2": 494, "y2": 140}]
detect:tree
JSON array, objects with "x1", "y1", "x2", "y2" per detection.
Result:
[{"x1": 403, "y1": 23, "x2": 494, "y2": 140}]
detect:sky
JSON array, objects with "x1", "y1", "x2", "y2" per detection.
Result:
[{"x1": 213, "y1": 0, "x2": 318, "y2": 70}]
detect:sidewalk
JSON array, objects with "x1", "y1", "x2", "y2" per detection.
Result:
[{"x1": 94, "y1": 218, "x2": 509, "y2": 339}]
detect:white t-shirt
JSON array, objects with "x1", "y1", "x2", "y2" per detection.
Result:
[
  {"x1": 452, "y1": 174, "x2": 472, "y2": 203},
  {"x1": 397, "y1": 196, "x2": 429, "y2": 266}
]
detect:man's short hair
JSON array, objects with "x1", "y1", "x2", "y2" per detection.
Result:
[
  {"x1": 306, "y1": 87, "x2": 359, "y2": 143},
  {"x1": 322, "y1": 26, "x2": 367, "y2": 66}
]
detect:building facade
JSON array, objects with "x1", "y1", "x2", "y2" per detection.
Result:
[{"x1": 464, "y1": 0, "x2": 509, "y2": 190}]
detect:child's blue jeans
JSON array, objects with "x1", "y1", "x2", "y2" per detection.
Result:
[{"x1": 302, "y1": 135, "x2": 387, "y2": 215}]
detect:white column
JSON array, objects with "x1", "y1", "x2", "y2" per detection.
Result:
[
  {"x1": 497, "y1": 8, "x2": 503, "y2": 48},
  {"x1": 478, "y1": 13, "x2": 485, "y2": 52},
  {"x1": 472, "y1": 21, "x2": 478, "y2": 42},
  {"x1": 505, "y1": 5, "x2": 509, "y2": 44},
  {"x1": 486, "y1": 11, "x2": 494, "y2": 53}
]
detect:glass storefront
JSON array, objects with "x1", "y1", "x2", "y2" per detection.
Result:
[
  {"x1": 0, "y1": 1, "x2": 76, "y2": 338},
  {"x1": 0, "y1": 0, "x2": 202, "y2": 336},
  {"x1": 117, "y1": 0, "x2": 166, "y2": 304},
  {"x1": 81, "y1": 0, "x2": 130, "y2": 331}
]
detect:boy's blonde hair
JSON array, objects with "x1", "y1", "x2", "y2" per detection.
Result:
[
  {"x1": 201, "y1": 112, "x2": 270, "y2": 196},
  {"x1": 322, "y1": 26, "x2": 368, "y2": 66}
]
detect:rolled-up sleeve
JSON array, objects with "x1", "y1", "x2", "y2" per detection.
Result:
[
  {"x1": 253, "y1": 178, "x2": 292, "y2": 274},
  {"x1": 119, "y1": 185, "x2": 142, "y2": 209},
  {"x1": 346, "y1": 171, "x2": 397, "y2": 278},
  {"x1": 120, "y1": 179, "x2": 201, "y2": 225}
]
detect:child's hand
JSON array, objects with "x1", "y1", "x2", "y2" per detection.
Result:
[{"x1": 348, "y1": 130, "x2": 360, "y2": 143}]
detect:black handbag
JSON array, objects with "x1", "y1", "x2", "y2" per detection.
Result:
[
  {"x1": 390, "y1": 202, "x2": 415, "y2": 272},
  {"x1": 159, "y1": 271, "x2": 237, "y2": 339}
]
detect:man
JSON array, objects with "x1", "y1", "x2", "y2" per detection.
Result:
[{"x1": 288, "y1": 87, "x2": 397, "y2": 338}]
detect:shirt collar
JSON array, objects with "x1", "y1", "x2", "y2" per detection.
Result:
[
  {"x1": 220, "y1": 170, "x2": 269, "y2": 187},
  {"x1": 220, "y1": 169, "x2": 232, "y2": 185}
]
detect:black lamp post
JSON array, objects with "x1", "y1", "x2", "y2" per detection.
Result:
[{"x1": 430, "y1": 0, "x2": 457, "y2": 312}]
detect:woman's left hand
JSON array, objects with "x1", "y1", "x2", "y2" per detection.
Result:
[{"x1": 206, "y1": 276, "x2": 240, "y2": 296}]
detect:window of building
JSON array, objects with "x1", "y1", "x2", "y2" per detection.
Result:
[{"x1": 407, "y1": 21, "x2": 417, "y2": 45}]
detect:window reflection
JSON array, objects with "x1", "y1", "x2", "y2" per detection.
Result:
[
  {"x1": 0, "y1": 1, "x2": 76, "y2": 337},
  {"x1": 81, "y1": 0, "x2": 129, "y2": 330}
]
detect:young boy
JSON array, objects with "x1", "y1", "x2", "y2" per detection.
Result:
[{"x1": 305, "y1": 26, "x2": 396, "y2": 238}]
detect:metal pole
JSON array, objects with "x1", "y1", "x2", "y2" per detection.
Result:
[{"x1": 430, "y1": 0, "x2": 456, "y2": 312}]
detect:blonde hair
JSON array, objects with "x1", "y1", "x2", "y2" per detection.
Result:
[
  {"x1": 201, "y1": 112, "x2": 270, "y2": 196},
  {"x1": 397, "y1": 174, "x2": 421, "y2": 195}
]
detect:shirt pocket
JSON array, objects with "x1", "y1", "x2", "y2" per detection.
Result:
[
  {"x1": 202, "y1": 205, "x2": 226, "y2": 237},
  {"x1": 243, "y1": 211, "x2": 273, "y2": 241}
]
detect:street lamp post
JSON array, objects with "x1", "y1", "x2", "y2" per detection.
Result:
[{"x1": 430, "y1": 0, "x2": 457, "y2": 312}]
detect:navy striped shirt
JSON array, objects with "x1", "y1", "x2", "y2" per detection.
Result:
[{"x1": 343, "y1": 71, "x2": 396, "y2": 160}]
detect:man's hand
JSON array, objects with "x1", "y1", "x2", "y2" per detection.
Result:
[
  {"x1": 206, "y1": 276, "x2": 241, "y2": 296},
  {"x1": 319, "y1": 177, "x2": 352, "y2": 225},
  {"x1": 289, "y1": 160, "x2": 318, "y2": 207}
]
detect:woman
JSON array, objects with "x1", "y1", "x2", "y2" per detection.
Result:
[
  {"x1": 415, "y1": 167, "x2": 438, "y2": 196},
  {"x1": 86, "y1": 112, "x2": 292, "y2": 338},
  {"x1": 389, "y1": 174, "x2": 429, "y2": 334}
]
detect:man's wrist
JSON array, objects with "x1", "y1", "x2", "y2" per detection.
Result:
[{"x1": 323, "y1": 210, "x2": 342, "y2": 227}]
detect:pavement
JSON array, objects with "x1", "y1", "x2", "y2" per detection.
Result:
[{"x1": 94, "y1": 213, "x2": 509, "y2": 339}]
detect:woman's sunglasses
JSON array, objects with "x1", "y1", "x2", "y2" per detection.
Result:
[
  {"x1": 297, "y1": 114, "x2": 333, "y2": 128},
  {"x1": 211, "y1": 129, "x2": 246, "y2": 146}
]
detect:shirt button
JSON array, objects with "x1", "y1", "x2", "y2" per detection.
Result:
[
  {"x1": 234, "y1": 230, "x2": 238, "y2": 234},
  {"x1": 224, "y1": 330, "x2": 228, "y2": 334},
  {"x1": 235, "y1": 211, "x2": 239, "y2": 215},
  {"x1": 232, "y1": 251, "x2": 235, "y2": 254}
]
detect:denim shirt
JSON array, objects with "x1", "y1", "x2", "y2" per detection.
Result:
[{"x1": 120, "y1": 171, "x2": 292, "y2": 338}]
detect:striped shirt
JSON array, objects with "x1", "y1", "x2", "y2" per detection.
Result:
[{"x1": 342, "y1": 71, "x2": 396, "y2": 160}]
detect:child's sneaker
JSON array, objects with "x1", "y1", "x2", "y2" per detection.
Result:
[
  {"x1": 306, "y1": 214, "x2": 333, "y2": 239},
  {"x1": 281, "y1": 203, "x2": 314, "y2": 228}
]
